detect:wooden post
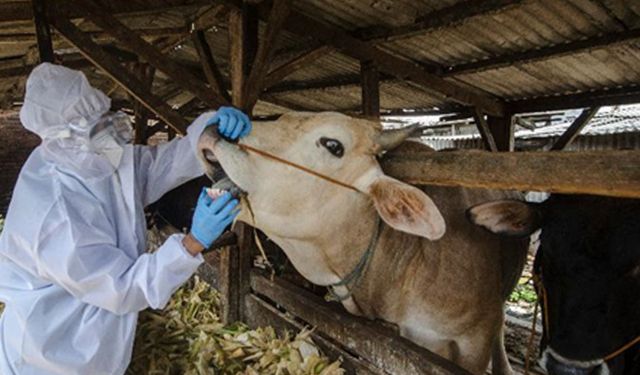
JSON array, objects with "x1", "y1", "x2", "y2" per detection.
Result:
[
  {"x1": 550, "y1": 107, "x2": 599, "y2": 151},
  {"x1": 472, "y1": 108, "x2": 498, "y2": 152},
  {"x1": 487, "y1": 113, "x2": 515, "y2": 151},
  {"x1": 219, "y1": 2, "x2": 259, "y2": 324},
  {"x1": 31, "y1": 0, "x2": 54, "y2": 63},
  {"x1": 360, "y1": 59, "x2": 380, "y2": 119}
]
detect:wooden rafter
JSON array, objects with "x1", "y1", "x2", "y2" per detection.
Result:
[
  {"x1": 446, "y1": 28, "x2": 640, "y2": 76},
  {"x1": 263, "y1": 45, "x2": 333, "y2": 89},
  {"x1": 192, "y1": 29, "x2": 230, "y2": 101},
  {"x1": 266, "y1": 74, "x2": 376, "y2": 94},
  {"x1": 508, "y1": 86, "x2": 640, "y2": 113},
  {"x1": 550, "y1": 107, "x2": 600, "y2": 151},
  {"x1": 191, "y1": 4, "x2": 226, "y2": 31},
  {"x1": 382, "y1": 149, "x2": 640, "y2": 199},
  {"x1": 51, "y1": 17, "x2": 188, "y2": 133},
  {"x1": 76, "y1": 0, "x2": 229, "y2": 108},
  {"x1": 472, "y1": 108, "x2": 498, "y2": 152},
  {"x1": 355, "y1": 0, "x2": 524, "y2": 42},
  {"x1": 31, "y1": 0, "x2": 54, "y2": 63},
  {"x1": 219, "y1": 0, "x2": 505, "y2": 116},
  {"x1": 242, "y1": 0, "x2": 291, "y2": 112},
  {"x1": 0, "y1": 0, "x2": 212, "y2": 23},
  {"x1": 0, "y1": 27, "x2": 187, "y2": 45}
]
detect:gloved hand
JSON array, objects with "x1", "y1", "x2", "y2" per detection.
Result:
[
  {"x1": 207, "y1": 106, "x2": 252, "y2": 141},
  {"x1": 189, "y1": 188, "x2": 240, "y2": 249}
]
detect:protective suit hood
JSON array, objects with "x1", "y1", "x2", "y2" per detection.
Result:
[
  {"x1": 20, "y1": 63, "x2": 120, "y2": 180},
  {"x1": 20, "y1": 62, "x2": 111, "y2": 139}
]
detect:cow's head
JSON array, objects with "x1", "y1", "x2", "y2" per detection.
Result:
[
  {"x1": 467, "y1": 195, "x2": 640, "y2": 375},
  {"x1": 197, "y1": 112, "x2": 445, "y2": 284}
]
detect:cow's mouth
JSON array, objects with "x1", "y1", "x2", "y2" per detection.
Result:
[
  {"x1": 211, "y1": 176, "x2": 245, "y2": 199},
  {"x1": 201, "y1": 148, "x2": 247, "y2": 199}
]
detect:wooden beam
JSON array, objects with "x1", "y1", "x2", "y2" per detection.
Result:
[
  {"x1": 52, "y1": 17, "x2": 188, "y2": 134},
  {"x1": 191, "y1": 30, "x2": 230, "y2": 101},
  {"x1": 243, "y1": 0, "x2": 291, "y2": 112},
  {"x1": 508, "y1": 86, "x2": 640, "y2": 113},
  {"x1": 487, "y1": 114, "x2": 514, "y2": 152},
  {"x1": 381, "y1": 149, "x2": 640, "y2": 199},
  {"x1": 285, "y1": 12, "x2": 505, "y2": 116},
  {"x1": 263, "y1": 45, "x2": 332, "y2": 89},
  {"x1": 77, "y1": 0, "x2": 229, "y2": 108},
  {"x1": 446, "y1": 28, "x2": 640, "y2": 76},
  {"x1": 0, "y1": 0, "x2": 211, "y2": 23},
  {"x1": 219, "y1": 0, "x2": 505, "y2": 116},
  {"x1": 0, "y1": 27, "x2": 187, "y2": 45},
  {"x1": 360, "y1": 60, "x2": 380, "y2": 119},
  {"x1": 0, "y1": 55, "x2": 89, "y2": 79},
  {"x1": 472, "y1": 108, "x2": 498, "y2": 152},
  {"x1": 191, "y1": 4, "x2": 226, "y2": 31},
  {"x1": 251, "y1": 272, "x2": 470, "y2": 374},
  {"x1": 31, "y1": 0, "x2": 55, "y2": 63},
  {"x1": 355, "y1": 0, "x2": 523, "y2": 42},
  {"x1": 550, "y1": 107, "x2": 600, "y2": 151}
]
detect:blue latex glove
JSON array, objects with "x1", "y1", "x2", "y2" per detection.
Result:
[
  {"x1": 207, "y1": 106, "x2": 252, "y2": 141},
  {"x1": 190, "y1": 189, "x2": 240, "y2": 248}
]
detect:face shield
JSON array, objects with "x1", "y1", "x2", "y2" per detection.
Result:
[{"x1": 88, "y1": 111, "x2": 134, "y2": 168}]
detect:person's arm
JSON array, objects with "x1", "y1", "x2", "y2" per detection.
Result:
[
  {"x1": 135, "y1": 111, "x2": 213, "y2": 207},
  {"x1": 34, "y1": 190, "x2": 203, "y2": 315}
]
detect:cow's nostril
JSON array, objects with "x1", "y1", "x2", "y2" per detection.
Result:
[
  {"x1": 203, "y1": 149, "x2": 217, "y2": 164},
  {"x1": 546, "y1": 355, "x2": 600, "y2": 375}
]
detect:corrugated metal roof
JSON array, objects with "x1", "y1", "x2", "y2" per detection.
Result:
[
  {"x1": 0, "y1": 0, "x2": 639, "y2": 115},
  {"x1": 420, "y1": 105, "x2": 640, "y2": 148}
]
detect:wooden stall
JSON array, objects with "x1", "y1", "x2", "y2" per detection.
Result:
[{"x1": 1, "y1": 0, "x2": 639, "y2": 373}]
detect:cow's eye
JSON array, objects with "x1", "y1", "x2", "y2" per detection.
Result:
[{"x1": 319, "y1": 137, "x2": 344, "y2": 158}]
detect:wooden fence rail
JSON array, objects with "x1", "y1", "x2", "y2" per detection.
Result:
[
  {"x1": 381, "y1": 149, "x2": 640, "y2": 198},
  {"x1": 249, "y1": 271, "x2": 471, "y2": 375}
]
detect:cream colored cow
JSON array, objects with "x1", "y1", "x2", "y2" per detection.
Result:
[{"x1": 198, "y1": 112, "x2": 527, "y2": 374}]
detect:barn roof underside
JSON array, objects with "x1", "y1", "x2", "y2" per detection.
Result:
[{"x1": 1, "y1": 0, "x2": 639, "y2": 119}]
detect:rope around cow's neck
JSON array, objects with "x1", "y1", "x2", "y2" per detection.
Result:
[{"x1": 325, "y1": 217, "x2": 382, "y2": 302}]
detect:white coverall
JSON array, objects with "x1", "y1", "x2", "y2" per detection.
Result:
[{"x1": 0, "y1": 63, "x2": 212, "y2": 374}]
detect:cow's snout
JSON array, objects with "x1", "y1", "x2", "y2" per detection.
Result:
[
  {"x1": 545, "y1": 354, "x2": 605, "y2": 375},
  {"x1": 197, "y1": 126, "x2": 224, "y2": 181}
]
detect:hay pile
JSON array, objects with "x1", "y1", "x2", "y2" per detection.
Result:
[{"x1": 127, "y1": 277, "x2": 344, "y2": 375}]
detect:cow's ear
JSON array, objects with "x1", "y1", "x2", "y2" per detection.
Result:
[
  {"x1": 368, "y1": 175, "x2": 446, "y2": 240},
  {"x1": 466, "y1": 200, "x2": 541, "y2": 237}
]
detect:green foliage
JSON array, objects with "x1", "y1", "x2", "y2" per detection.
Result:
[
  {"x1": 508, "y1": 277, "x2": 538, "y2": 304},
  {"x1": 128, "y1": 277, "x2": 344, "y2": 375}
]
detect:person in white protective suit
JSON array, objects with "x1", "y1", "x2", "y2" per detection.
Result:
[{"x1": 0, "y1": 63, "x2": 251, "y2": 375}]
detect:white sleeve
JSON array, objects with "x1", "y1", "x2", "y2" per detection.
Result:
[
  {"x1": 135, "y1": 111, "x2": 215, "y2": 207},
  {"x1": 35, "y1": 192, "x2": 203, "y2": 315}
]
